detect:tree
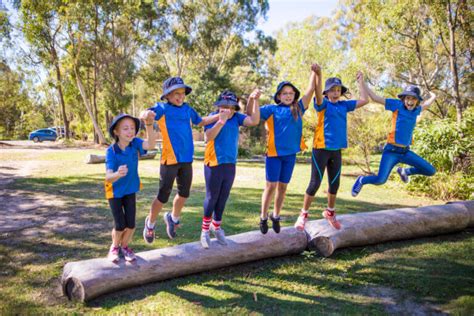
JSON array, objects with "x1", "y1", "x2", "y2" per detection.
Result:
[{"x1": 19, "y1": 0, "x2": 71, "y2": 139}]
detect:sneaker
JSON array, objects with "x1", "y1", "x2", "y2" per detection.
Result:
[
  {"x1": 143, "y1": 216, "x2": 155, "y2": 244},
  {"x1": 322, "y1": 209, "x2": 341, "y2": 230},
  {"x1": 294, "y1": 213, "x2": 308, "y2": 231},
  {"x1": 211, "y1": 225, "x2": 227, "y2": 245},
  {"x1": 163, "y1": 212, "x2": 178, "y2": 239},
  {"x1": 121, "y1": 246, "x2": 136, "y2": 262},
  {"x1": 269, "y1": 214, "x2": 281, "y2": 233},
  {"x1": 200, "y1": 230, "x2": 211, "y2": 249},
  {"x1": 351, "y1": 176, "x2": 364, "y2": 197},
  {"x1": 259, "y1": 218, "x2": 268, "y2": 234},
  {"x1": 397, "y1": 167, "x2": 410, "y2": 183},
  {"x1": 107, "y1": 245, "x2": 120, "y2": 263}
]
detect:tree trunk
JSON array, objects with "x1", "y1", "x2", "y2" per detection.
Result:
[
  {"x1": 52, "y1": 50, "x2": 70, "y2": 140},
  {"x1": 446, "y1": 1, "x2": 464, "y2": 125},
  {"x1": 61, "y1": 228, "x2": 307, "y2": 302},
  {"x1": 61, "y1": 202, "x2": 473, "y2": 302},
  {"x1": 74, "y1": 67, "x2": 107, "y2": 144},
  {"x1": 85, "y1": 151, "x2": 158, "y2": 164},
  {"x1": 306, "y1": 201, "x2": 474, "y2": 257}
]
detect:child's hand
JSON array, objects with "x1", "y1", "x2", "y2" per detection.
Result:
[
  {"x1": 140, "y1": 110, "x2": 155, "y2": 125},
  {"x1": 117, "y1": 165, "x2": 128, "y2": 178},
  {"x1": 356, "y1": 71, "x2": 364, "y2": 83},
  {"x1": 311, "y1": 63, "x2": 322, "y2": 75},
  {"x1": 219, "y1": 109, "x2": 231, "y2": 122},
  {"x1": 249, "y1": 89, "x2": 261, "y2": 100}
]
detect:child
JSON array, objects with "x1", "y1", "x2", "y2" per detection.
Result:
[
  {"x1": 294, "y1": 69, "x2": 368, "y2": 231},
  {"x1": 142, "y1": 77, "x2": 219, "y2": 242},
  {"x1": 105, "y1": 112, "x2": 156, "y2": 262},
  {"x1": 259, "y1": 64, "x2": 319, "y2": 234},
  {"x1": 200, "y1": 89, "x2": 261, "y2": 248},
  {"x1": 351, "y1": 83, "x2": 437, "y2": 197}
]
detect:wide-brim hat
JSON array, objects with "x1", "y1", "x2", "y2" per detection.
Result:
[
  {"x1": 274, "y1": 81, "x2": 300, "y2": 104},
  {"x1": 109, "y1": 113, "x2": 140, "y2": 140},
  {"x1": 214, "y1": 90, "x2": 241, "y2": 111},
  {"x1": 160, "y1": 77, "x2": 192, "y2": 100},
  {"x1": 323, "y1": 77, "x2": 348, "y2": 95},
  {"x1": 398, "y1": 85, "x2": 423, "y2": 101}
]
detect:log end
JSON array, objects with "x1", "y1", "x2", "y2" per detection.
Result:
[
  {"x1": 309, "y1": 236, "x2": 335, "y2": 257},
  {"x1": 63, "y1": 277, "x2": 85, "y2": 302}
]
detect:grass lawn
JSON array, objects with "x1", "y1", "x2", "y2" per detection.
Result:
[{"x1": 0, "y1": 148, "x2": 472, "y2": 314}]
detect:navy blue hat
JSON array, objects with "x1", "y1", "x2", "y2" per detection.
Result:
[
  {"x1": 160, "y1": 77, "x2": 192, "y2": 100},
  {"x1": 323, "y1": 77, "x2": 348, "y2": 95},
  {"x1": 214, "y1": 90, "x2": 241, "y2": 111},
  {"x1": 274, "y1": 81, "x2": 300, "y2": 104},
  {"x1": 109, "y1": 113, "x2": 140, "y2": 140},
  {"x1": 398, "y1": 85, "x2": 423, "y2": 101}
]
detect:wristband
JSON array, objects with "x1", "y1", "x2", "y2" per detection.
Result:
[{"x1": 145, "y1": 123, "x2": 153, "y2": 126}]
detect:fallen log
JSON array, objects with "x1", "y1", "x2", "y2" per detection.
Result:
[
  {"x1": 306, "y1": 201, "x2": 474, "y2": 257},
  {"x1": 85, "y1": 150, "x2": 158, "y2": 164},
  {"x1": 61, "y1": 228, "x2": 307, "y2": 302},
  {"x1": 61, "y1": 201, "x2": 474, "y2": 302}
]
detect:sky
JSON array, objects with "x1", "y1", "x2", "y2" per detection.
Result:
[{"x1": 258, "y1": 0, "x2": 339, "y2": 35}]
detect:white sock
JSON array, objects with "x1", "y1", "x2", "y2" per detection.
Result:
[
  {"x1": 171, "y1": 214, "x2": 180, "y2": 223},
  {"x1": 327, "y1": 207, "x2": 335, "y2": 212},
  {"x1": 147, "y1": 218, "x2": 155, "y2": 229},
  {"x1": 301, "y1": 208, "x2": 309, "y2": 215}
]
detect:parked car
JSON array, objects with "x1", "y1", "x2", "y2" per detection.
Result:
[
  {"x1": 48, "y1": 126, "x2": 65, "y2": 138},
  {"x1": 29, "y1": 129, "x2": 57, "y2": 142}
]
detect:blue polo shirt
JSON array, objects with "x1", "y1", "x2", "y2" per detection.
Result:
[
  {"x1": 260, "y1": 100, "x2": 306, "y2": 157},
  {"x1": 204, "y1": 112, "x2": 247, "y2": 166},
  {"x1": 149, "y1": 102, "x2": 203, "y2": 165},
  {"x1": 313, "y1": 98, "x2": 357, "y2": 149},
  {"x1": 104, "y1": 138, "x2": 147, "y2": 199},
  {"x1": 385, "y1": 98, "x2": 421, "y2": 146}
]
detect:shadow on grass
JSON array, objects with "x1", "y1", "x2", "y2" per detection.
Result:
[
  {"x1": 2, "y1": 174, "x2": 470, "y2": 313},
  {"x1": 86, "y1": 230, "x2": 473, "y2": 313}
]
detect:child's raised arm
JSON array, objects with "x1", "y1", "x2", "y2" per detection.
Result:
[
  {"x1": 355, "y1": 71, "x2": 369, "y2": 108},
  {"x1": 313, "y1": 63, "x2": 323, "y2": 106},
  {"x1": 363, "y1": 78, "x2": 386, "y2": 105},
  {"x1": 421, "y1": 91, "x2": 437, "y2": 111},
  {"x1": 140, "y1": 110, "x2": 157, "y2": 150},
  {"x1": 301, "y1": 63, "x2": 320, "y2": 109},
  {"x1": 243, "y1": 89, "x2": 261, "y2": 127}
]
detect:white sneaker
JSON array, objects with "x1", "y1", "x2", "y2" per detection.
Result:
[
  {"x1": 200, "y1": 230, "x2": 211, "y2": 249},
  {"x1": 211, "y1": 225, "x2": 227, "y2": 245},
  {"x1": 294, "y1": 214, "x2": 308, "y2": 231}
]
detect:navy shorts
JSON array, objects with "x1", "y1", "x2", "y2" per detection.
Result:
[{"x1": 265, "y1": 154, "x2": 297, "y2": 183}]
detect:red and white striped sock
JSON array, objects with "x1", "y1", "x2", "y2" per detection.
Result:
[
  {"x1": 211, "y1": 219, "x2": 222, "y2": 230},
  {"x1": 202, "y1": 216, "x2": 212, "y2": 232}
]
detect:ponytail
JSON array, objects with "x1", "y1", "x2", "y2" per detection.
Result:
[{"x1": 290, "y1": 100, "x2": 302, "y2": 121}]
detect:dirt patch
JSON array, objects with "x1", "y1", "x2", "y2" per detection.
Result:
[{"x1": 361, "y1": 285, "x2": 447, "y2": 315}]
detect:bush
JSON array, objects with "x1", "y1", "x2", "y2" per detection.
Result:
[{"x1": 407, "y1": 111, "x2": 473, "y2": 200}]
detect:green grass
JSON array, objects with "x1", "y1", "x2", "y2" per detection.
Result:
[{"x1": 0, "y1": 148, "x2": 472, "y2": 314}]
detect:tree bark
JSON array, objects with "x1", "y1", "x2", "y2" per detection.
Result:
[
  {"x1": 306, "y1": 201, "x2": 474, "y2": 257},
  {"x1": 62, "y1": 228, "x2": 307, "y2": 302},
  {"x1": 446, "y1": 0, "x2": 464, "y2": 125},
  {"x1": 74, "y1": 67, "x2": 107, "y2": 144},
  {"x1": 51, "y1": 47, "x2": 70, "y2": 140}
]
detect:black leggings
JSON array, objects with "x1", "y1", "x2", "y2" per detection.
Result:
[
  {"x1": 157, "y1": 163, "x2": 193, "y2": 203},
  {"x1": 306, "y1": 149, "x2": 342, "y2": 196},
  {"x1": 108, "y1": 193, "x2": 136, "y2": 231}
]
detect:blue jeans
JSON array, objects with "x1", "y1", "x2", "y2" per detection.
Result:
[{"x1": 361, "y1": 144, "x2": 436, "y2": 185}]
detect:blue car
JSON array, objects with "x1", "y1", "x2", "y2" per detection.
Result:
[{"x1": 29, "y1": 128, "x2": 58, "y2": 142}]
